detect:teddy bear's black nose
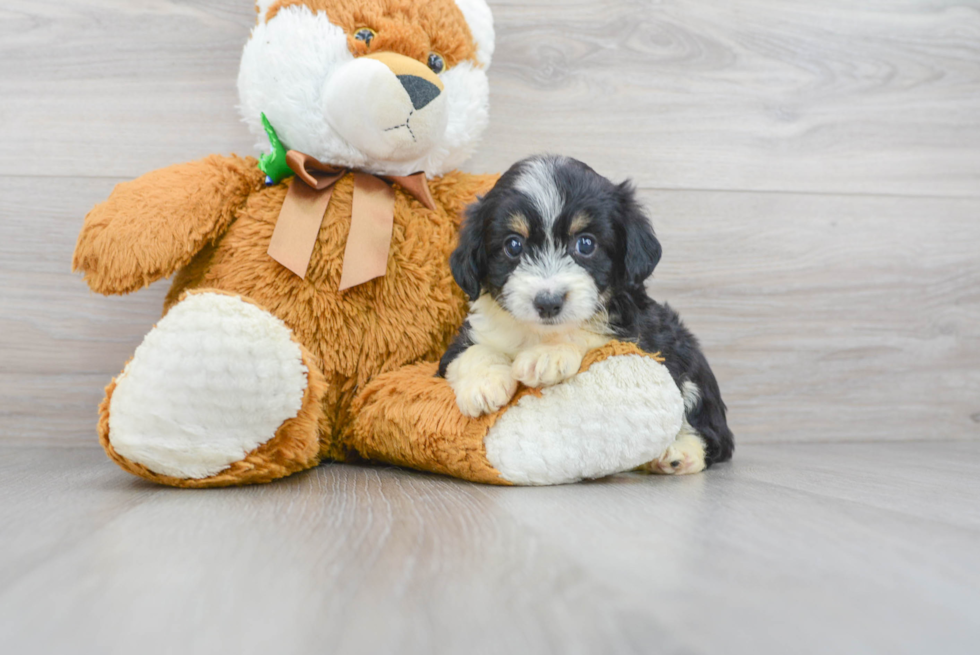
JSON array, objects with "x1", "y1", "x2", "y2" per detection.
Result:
[{"x1": 397, "y1": 75, "x2": 441, "y2": 110}]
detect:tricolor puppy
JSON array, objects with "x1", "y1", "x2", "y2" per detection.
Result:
[{"x1": 438, "y1": 155, "x2": 734, "y2": 474}]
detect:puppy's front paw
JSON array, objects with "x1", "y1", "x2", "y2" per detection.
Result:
[
  {"x1": 642, "y1": 431, "x2": 707, "y2": 475},
  {"x1": 512, "y1": 345, "x2": 583, "y2": 388},
  {"x1": 451, "y1": 364, "x2": 518, "y2": 418}
]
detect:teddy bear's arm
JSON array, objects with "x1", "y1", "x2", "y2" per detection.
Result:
[{"x1": 73, "y1": 155, "x2": 265, "y2": 295}]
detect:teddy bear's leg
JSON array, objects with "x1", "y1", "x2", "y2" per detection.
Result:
[
  {"x1": 99, "y1": 290, "x2": 327, "y2": 488},
  {"x1": 351, "y1": 343, "x2": 685, "y2": 486},
  {"x1": 481, "y1": 346, "x2": 686, "y2": 485}
]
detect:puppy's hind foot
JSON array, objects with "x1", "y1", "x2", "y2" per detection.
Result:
[{"x1": 641, "y1": 430, "x2": 707, "y2": 475}]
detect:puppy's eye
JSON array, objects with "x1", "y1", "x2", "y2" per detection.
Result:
[
  {"x1": 354, "y1": 28, "x2": 376, "y2": 45},
  {"x1": 575, "y1": 234, "x2": 597, "y2": 257},
  {"x1": 504, "y1": 236, "x2": 524, "y2": 258},
  {"x1": 427, "y1": 52, "x2": 445, "y2": 74}
]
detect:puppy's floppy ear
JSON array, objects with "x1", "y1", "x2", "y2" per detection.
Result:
[
  {"x1": 617, "y1": 181, "x2": 662, "y2": 287},
  {"x1": 451, "y1": 198, "x2": 490, "y2": 301}
]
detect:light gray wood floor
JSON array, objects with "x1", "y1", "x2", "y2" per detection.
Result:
[{"x1": 1, "y1": 442, "x2": 978, "y2": 655}]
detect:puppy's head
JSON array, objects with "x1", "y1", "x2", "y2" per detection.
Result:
[{"x1": 452, "y1": 155, "x2": 662, "y2": 328}]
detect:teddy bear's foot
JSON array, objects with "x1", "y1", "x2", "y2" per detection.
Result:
[
  {"x1": 100, "y1": 291, "x2": 326, "y2": 487},
  {"x1": 484, "y1": 346, "x2": 684, "y2": 485},
  {"x1": 352, "y1": 342, "x2": 685, "y2": 486}
]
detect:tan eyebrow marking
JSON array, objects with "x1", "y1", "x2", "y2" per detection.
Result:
[
  {"x1": 569, "y1": 213, "x2": 591, "y2": 235},
  {"x1": 508, "y1": 214, "x2": 530, "y2": 238}
]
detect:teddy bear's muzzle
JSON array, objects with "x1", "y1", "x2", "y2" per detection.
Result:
[{"x1": 323, "y1": 51, "x2": 448, "y2": 163}]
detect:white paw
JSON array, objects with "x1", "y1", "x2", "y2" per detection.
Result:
[
  {"x1": 511, "y1": 345, "x2": 583, "y2": 388},
  {"x1": 452, "y1": 364, "x2": 518, "y2": 418},
  {"x1": 108, "y1": 293, "x2": 308, "y2": 479},
  {"x1": 645, "y1": 431, "x2": 707, "y2": 475}
]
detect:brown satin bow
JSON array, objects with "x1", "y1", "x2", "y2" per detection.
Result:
[{"x1": 267, "y1": 150, "x2": 436, "y2": 289}]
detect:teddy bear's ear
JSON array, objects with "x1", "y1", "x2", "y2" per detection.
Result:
[
  {"x1": 254, "y1": 0, "x2": 278, "y2": 24},
  {"x1": 455, "y1": 0, "x2": 495, "y2": 68}
]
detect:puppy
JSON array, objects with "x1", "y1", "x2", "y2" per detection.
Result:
[{"x1": 438, "y1": 155, "x2": 734, "y2": 474}]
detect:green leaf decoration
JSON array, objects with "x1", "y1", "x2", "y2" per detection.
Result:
[{"x1": 257, "y1": 113, "x2": 293, "y2": 185}]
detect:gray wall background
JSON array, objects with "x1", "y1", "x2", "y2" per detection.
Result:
[{"x1": 2, "y1": 0, "x2": 978, "y2": 445}]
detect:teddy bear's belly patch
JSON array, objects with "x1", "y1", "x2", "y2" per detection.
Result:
[{"x1": 189, "y1": 186, "x2": 466, "y2": 385}]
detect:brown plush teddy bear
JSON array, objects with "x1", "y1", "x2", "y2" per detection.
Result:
[{"x1": 73, "y1": 0, "x2": 684, "y2": 488}]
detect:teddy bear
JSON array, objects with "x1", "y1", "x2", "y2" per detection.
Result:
[{"x1": 72, "y1": 0, "x2": 685, "y2": 488}]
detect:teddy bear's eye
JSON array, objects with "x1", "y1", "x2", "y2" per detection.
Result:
[
  {"x1": 354, "y1": 28, "x2": 376, "y2": 46},
  {"x1": 427, "y1": 52, "x2": 445, "y2": 74}
]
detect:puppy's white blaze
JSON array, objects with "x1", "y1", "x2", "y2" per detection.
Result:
[
  {"x1": 524, "y1": 242, "x2": 568, "y2": 278},
  {"x1": 514, "y1": 156, "x2": 567, "y2": 229},
  {"x1": 502, "y1": 247, "x2": 599, "y2": 325}
]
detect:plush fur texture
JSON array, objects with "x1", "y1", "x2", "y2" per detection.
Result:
[
  {"x1": 100, "y1": 292, "x2": 328, "y2": 489},
  {"x1": 73, "y1": 155, "x2": 264, "y2": 295},
  {"x1": 108, "y1": 292, "x2": 311, "y2": 479},
  {"x1": 76, "y1": 0, "x2": 688, "y2": 487},
  {"x1": 353, "y1": 341, "x2": 675, "y2": 485},
  {"x1": 76, "y1": 156, "x2": 499, "y2": 469},
  {"x1": 485, "y1": 345, "x2": 682, "y2": 485},
  {"x1": 440, "y1": 155, "x2": 734, "y2": 472},
  {"x1": 76, "y1": 0, "x2": 501, "y2": 486},
  {"x1": 240, "y1": 0, "x2": 493, "y2": 177}
]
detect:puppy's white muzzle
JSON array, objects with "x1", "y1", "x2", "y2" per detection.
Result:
[
  {"x1": 497, "y1": 242, "x2": 601, "y2": 328},
  {"x1": 323, "y1": 52, "x2": 448, "y2": 162}
]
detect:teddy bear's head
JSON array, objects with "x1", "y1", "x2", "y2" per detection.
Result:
[{"x1": 239, "y1": 0, "x2": 494, "y2": 177}]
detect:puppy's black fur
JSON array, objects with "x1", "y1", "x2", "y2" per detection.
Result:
[{"x1": 440, "y1": 156, "x2": 734, "y2": 468}]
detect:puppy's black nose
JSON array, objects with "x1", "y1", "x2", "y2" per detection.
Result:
[
  {"x1": 397, "y1": 75, "x2": 441, "y2": 110},
  {"x1": 534, "y1": 292, "x2": 565, "y2": 319}
]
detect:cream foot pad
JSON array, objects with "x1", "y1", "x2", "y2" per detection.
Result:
[{"x1": 108, "y1": 293, "x2": 308, "y2": 479}]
